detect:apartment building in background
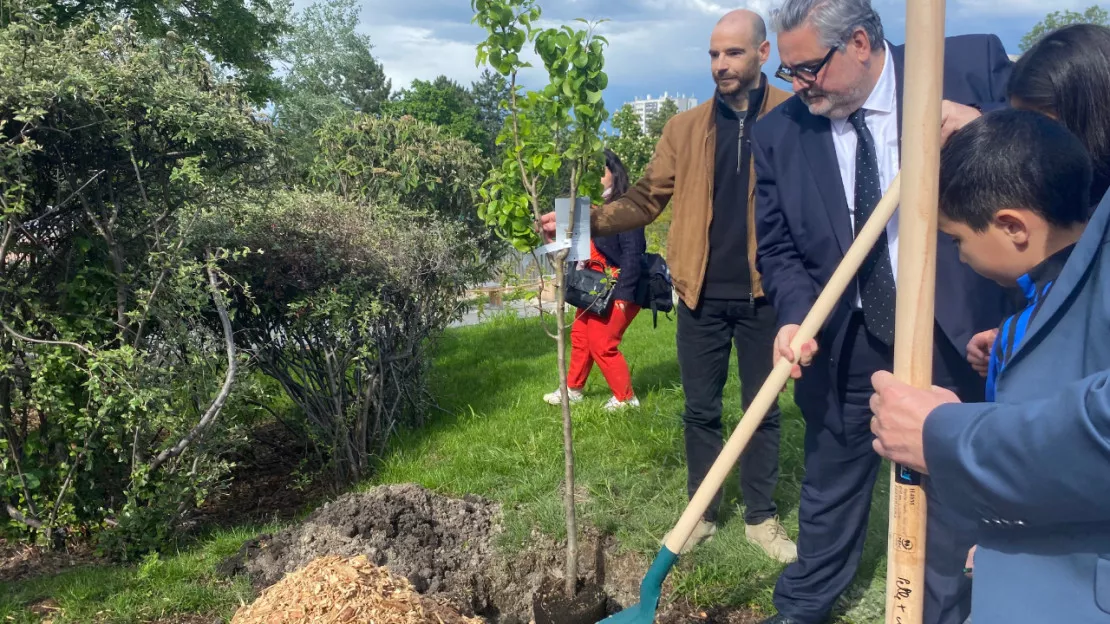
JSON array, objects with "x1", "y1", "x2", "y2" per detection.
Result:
[{"x1": 627, "y1": 92, "x2": 698, "y2": 133}]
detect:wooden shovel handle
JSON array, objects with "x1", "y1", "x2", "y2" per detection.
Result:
[
  {"x1": 886, "y1": 1, "x2": 946, "y2": 622},
  {"x1": 663, "y1": 173, "x2": 903, "y2": 554}
]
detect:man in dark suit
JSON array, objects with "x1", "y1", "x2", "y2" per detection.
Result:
[{"x1": 750, "y1": 1, "x2": 1014, "y2": 623}]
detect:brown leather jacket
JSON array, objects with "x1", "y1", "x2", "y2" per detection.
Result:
[{"x1": 592, "y1": 75, "x2": 792, "y2": 310}]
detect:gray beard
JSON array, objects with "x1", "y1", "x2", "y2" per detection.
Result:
[{"x1": 802, "y1": 82, "x2": 870, "y2": 120}]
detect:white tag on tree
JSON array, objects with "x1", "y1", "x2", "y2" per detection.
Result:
[{"x1": 537, "y1": 196, "x2": 591, "y2": 261}]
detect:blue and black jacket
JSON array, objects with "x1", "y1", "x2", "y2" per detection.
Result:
[
  {"x1": 593, "y1": 228, "x2": 646, "y2": 304},
  {"x1": 985, "y1": 244, "x2": 1076, "y2": 401}
]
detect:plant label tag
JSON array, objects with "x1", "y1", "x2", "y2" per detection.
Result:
[{"x1": 547, "y1": 196, "x2": 591, "y2": 262}]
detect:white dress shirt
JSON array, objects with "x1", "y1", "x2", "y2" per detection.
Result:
[{"x1": 830, "y1": 42, "x2": 900, "y2": 307}]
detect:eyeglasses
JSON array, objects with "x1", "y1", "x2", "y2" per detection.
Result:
[{"x1": 775, "y1": 47, "x2": 837, "y2": 84}]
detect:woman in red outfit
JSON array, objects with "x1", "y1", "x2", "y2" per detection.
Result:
[{"x1": 543, "y1": 149, "x2": 647, "y2": 411}]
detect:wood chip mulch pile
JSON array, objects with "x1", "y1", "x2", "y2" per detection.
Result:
[{"x1": 231, "y1": 555, "x2": 484, "y2": 624}]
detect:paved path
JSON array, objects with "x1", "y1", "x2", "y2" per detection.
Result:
[{"x1": 450, "y1": 298, "x2": 548, "y2": 328}]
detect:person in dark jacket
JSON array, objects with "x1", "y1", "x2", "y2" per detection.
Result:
[
  {"x1": 543, "y1": 149, "x2": 647, "y2": 411},
  {"x1": 962, "y1": 24, "x2": 1110, "y2": 381}
]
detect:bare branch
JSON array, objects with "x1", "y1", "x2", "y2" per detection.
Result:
[
  {"x1": 0, "y1": 318, "x2": 95, "y2": 356},
  {"x1": 148, "y1": 261, "x2": 238, "y2": 472},
  {"x1": 0, "y1": 221, "x2": 13, "y2": 275},
  {"x1": 22, "y1": 170, "x2": 105, "y2": 230},
  {"x1": 4, "y1": 503, "x2": 42, "y2": 530},
  {"x1": 129, "y1": 149, "x2": 151, "y2": 215},
  {"x1": 2, "y1": 426, "x2": 40, "y2": 526},
  {"x1": 47, "y1": 430, "x2": 91, "y2": 529},
  {"x1": 133, "y1": 234, "x2": 188, "y2": 349}
]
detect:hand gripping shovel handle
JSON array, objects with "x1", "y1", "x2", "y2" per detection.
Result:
[{"x1": 599, "y1": 174, "x2": 904, "y2": 624}]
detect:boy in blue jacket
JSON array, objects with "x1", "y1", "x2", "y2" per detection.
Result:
[{"x1": 907, "y1": 108, "x2": 1110, "y2": 622}]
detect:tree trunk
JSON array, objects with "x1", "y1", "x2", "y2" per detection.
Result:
[
  {"x1": 557, "y1": 165, "x2": 581, "y2": 599},
  {"x1": 553, "y1": 250, "x2": 578, "y2": 599}
]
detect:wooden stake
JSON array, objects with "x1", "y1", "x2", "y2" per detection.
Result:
[{"x1": 887, "y1": 1, "x2": 945, "y2": 623}]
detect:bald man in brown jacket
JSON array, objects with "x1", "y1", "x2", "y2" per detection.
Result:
[{"x1": 542, "y1": 9, "x2": 796, "y2": 562}]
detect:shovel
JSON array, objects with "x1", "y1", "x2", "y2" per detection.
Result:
[{"x1": 599, "y1": 172, "x2": 903, "y2": 624}]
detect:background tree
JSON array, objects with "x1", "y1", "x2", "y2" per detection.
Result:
[
  {"x1": 309, "y1": 113, "x2": 500, "y2": 264},
  {"x1": 46, "y1": 0, "x2": 286, "y2": 101},
  {"x1": 271, "y1": 0, "x2": 390, "y2": 176},
  {"x1": 387, "y1": 76, "x2": 489, "y2": 149},
  {"x1": 605, "y1": 103, "x2": 654, "y2": 180},
  {"x1": 1020, "y1": 5, "x2": 1108, "y2": 52},
  {"x1": 472, "y1": 69, "x2": 512, "y2": 157},
  {"x1": 645, "y1": 97, "x2": 679, "y2": 137}
]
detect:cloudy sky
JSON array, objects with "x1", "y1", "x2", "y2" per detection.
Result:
[{"x1": 349, "y1": 0, "x2": 1099, "y2": 114}]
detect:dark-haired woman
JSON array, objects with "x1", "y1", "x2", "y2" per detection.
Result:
[
  {"x1": 543, "y1": 149, "x2": 647, "y2": 411},
  {"x1": 965, "y1": 24, "x2": 1110, "y2": 377},
  {"x1": 1008, "y1": 23, "x2": 1110, "y2": 207}
]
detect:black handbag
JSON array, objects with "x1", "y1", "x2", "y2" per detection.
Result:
[{"x1": 564, "y1": 259, "x2": 615, "y2": 315}]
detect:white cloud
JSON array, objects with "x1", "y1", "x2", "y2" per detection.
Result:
[
  {"x1": 348, "y1": 0, "x2": 1039, "y2": 103},
  {"x1": 361, "y1": 24, "x2": 486, "y2": 91},
  {"x1": 357, "y1": 0, "x2": 729, "y2": 93},
  {"x1": 950, "y1": 0, "x2": 1092, "y2": 16},
  {"x1": 640, "y1": 0, "x2": 775, "y2": 18}
]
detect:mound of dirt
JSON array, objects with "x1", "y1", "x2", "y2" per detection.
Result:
[
  {"x1": 231, "y1": 554, "x2": 482, "y2": 624},
  {"x1": 218, "y1": 484, "x2": 501, "y2": 616},
  {"x1": 218, "y1": 483, "x2": 764, "y2": 623}
]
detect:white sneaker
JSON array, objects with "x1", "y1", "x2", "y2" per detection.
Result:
[
  {"x1": 543, "y1": 388, "x2": 583, "y2": 405},
  {"x1": 602, "y1": 395, "x2": 640, "y2": 412}
]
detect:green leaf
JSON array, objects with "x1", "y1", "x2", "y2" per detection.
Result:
[{"x1": 586, "y1": 90, "x2": 602, "y2": 104}]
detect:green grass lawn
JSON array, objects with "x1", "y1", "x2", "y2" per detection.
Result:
[
  {"x1": 378, "y1": 311, "x2": 890, "y2": 623},
  {"x1": 0, "y1": 309, "x2": 890, "y2": 623},
  {"x1": 0, "y1": 526, "x2": 262, "y2": 623}
]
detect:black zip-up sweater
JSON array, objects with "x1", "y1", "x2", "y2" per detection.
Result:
[{"x1": 702, "y1": 79, "x2": 765, "y2": 300}]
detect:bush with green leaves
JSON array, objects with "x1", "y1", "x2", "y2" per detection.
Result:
[
  {"x1": 310, "y1": 112, "x2": 503, "y2": 273},
  {"x1": 197, "y1": 190, "x2": 479, "y2": 485},
  {"x1": 0, "y1": 8, "x2": 272, "y2": 556}
]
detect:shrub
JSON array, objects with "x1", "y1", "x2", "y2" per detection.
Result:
[
  {"x1": 197, "y1": 190, "x2": 478, "y2": 485},
  {"x1": 0, "y1": 9, "x2": 271, "y2": 555},
  {"x1": 310, "y1": 113, "x2": 503, "y2": 277}
]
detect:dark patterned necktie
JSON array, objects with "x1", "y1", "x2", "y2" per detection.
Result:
[{"x1": 848, "y1": 109, "x2": 896, "y2": 346}]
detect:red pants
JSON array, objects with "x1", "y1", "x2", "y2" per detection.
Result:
[{"x1": 567, "y1": 301, "x2": 640, "y2": 401}]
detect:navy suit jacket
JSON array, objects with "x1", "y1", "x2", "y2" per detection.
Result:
[
  {"x1": 751, "y1": 34, "x2": 1014, "y2": 424},
  {"x1": 593, "y1": 228, "x2": 646, "y2": 304},
  {"x1": 923, "y1": 190, "x2": 1110, "y2": 623}
]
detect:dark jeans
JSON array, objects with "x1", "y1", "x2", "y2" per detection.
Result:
[
  {"x1": 676, "y1": 297, "x2": 782, "y2": 525},
  {"x1": 773, "y1": 312, "x2": 975, "y2": 624}
]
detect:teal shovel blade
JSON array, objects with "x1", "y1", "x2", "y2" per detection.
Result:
[{"x1": 597, "y1": 546, "x2": 679, "y2": 623}]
